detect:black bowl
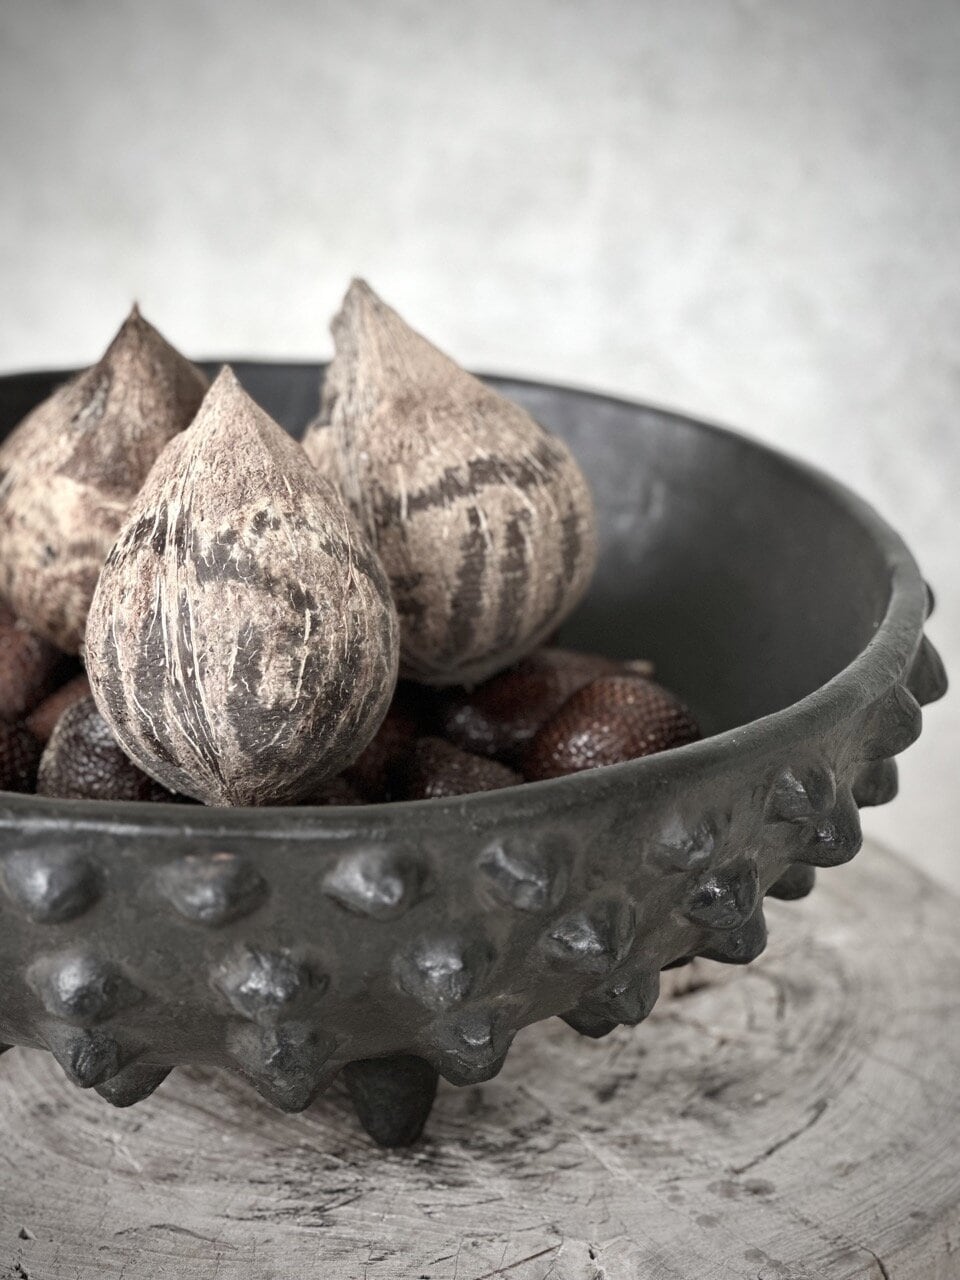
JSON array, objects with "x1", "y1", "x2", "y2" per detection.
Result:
[{"x1": 0, "y1": 363, "x2": 947, "y2": 1147}]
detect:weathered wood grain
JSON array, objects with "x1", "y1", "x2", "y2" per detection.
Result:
[{"x1": 1, "y1": 839, "x2": 958, "y2": 1279}]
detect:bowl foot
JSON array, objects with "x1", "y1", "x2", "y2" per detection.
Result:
[
  {"x1": 343, "y1": 1054, "x2": 439, "y2": 1147},
  {"x1": 95, "y1": 1063, "x2": 172, "y2": 1108},
  {"x1": 766, "y1": 864, "x2": 817, "y2": 900}
]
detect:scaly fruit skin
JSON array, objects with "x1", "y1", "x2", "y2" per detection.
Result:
[
  {"x1": 523, "y1": 675, "x2": 701, "y2": 781},
  {"x1": 436, "y1": 648, "x2": 653, "y2": 764},
  {"x1": 25, "y1": 673, "x2": 91, "y2": 742},
  {"x1": 0, "y1": 308, "x2": 208, "y2": 651},
  {"x1": 311, "y1": 775, "x2": 365, "y2": 806},
  {"x1": 399, "y1": 736, "x2": 522, "y2": 801},
  {"x1": 0, "y1": 620, "x2": 62, "y2": 721},
  {"x1": 36, "y1": 697, "x2": 175, "y2": 803},
  {"x1": 343, "y1": 683, "x2": 425, "y2": 801},
  {"x1": 84, "y1": 367, "x2": 400, "y2": 808},
  {"x1": 304, "y1": 280, "x2": 598, "y2": 687},
  {"x1": 0, "y1": 718, "x2": 42, "y2": 793}
]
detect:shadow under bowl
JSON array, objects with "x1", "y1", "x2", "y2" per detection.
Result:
[{"x1": 0, "y1": 364, "x2": 947, "y2": 1146}]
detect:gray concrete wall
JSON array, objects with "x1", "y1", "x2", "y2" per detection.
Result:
[{"x1": 2, "y1": 0, "x2": 957, "y2": 884}]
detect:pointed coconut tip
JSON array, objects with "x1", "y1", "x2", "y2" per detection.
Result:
[
  {"x1": 330, "y1": 278, "x2": 459, "y2": 397},
  {"x1": 102, "y1": 304, "x2": 207, "y2": 391},
  {"x1": 186, "y1": 365, "x2": 312, "y2": 483},
  {"x1": 100, "y1": 305, "x2": 145, "y2": 359},
  {"x1": 194, "y1": 365, "x2": 269, "y2": 437},
  {"x1": 339, "y1": 276, "x2": 420, "y2": 323},
  {"x1": 107, "y1": 302, "x2": 158, "y2": 348},
  {"x1": 206, "y1": 363, "x2": 244, "y2": 398},
  {"x1": 333, "y1": 278, "x2": 390, "y2": 336},
  {"x1": 346, "y1": 276, "x2": 376, "y2": 303}
]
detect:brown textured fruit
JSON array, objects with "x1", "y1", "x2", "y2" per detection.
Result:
[
  {"x1": 437, "y1": 647, "x2": 654, "y2": 763},
  {"x1": 523, "y1": 674, "x2": 701, "y2": 781},
  {"x1": 25, "y1": 673, "x2": 92, "y2": 742},
  {"x1": 342, "y1": 682, "x2": 430, "y2": 800},
  {"x1": 312, "y1": 775, "x2": 366, "y2": 806},
  {"x1": 84, "y1": 367, "x2": 400, "y2": 807},
  {"x1": 0, "y1": 718, "x2": 42, "y2": 792},
  {"x1": 0, "y1": 620, "x2": 62, "y2": 721},
  {"x1": 0, "y1": 307, "x2": 208, "y2": 650},
  {"x1": 36, "y1": 697, "x2": 175, "y2": 802},
  {"x1": 400, "y1": 736, "x2": 522, "y2": 800},
  {"x1": 303, "y1": 280, "x2": 598, "y2": 687}
]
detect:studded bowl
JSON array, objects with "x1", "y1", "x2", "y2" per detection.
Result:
[{"x1": 0, "y1": 363, "x2": 947, "y2": 1147}]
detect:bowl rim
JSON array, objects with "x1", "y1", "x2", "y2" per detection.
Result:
[{"x1": 0, "y1": 365, "x2": 927, "y2": 836}]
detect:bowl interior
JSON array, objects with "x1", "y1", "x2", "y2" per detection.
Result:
[{"x1": 0, "y1": 363, "x2": 891, "y2": 738}]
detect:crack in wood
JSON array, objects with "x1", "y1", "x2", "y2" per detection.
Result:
[
  {"x1": 732, "y1": 1098, "x2": 829, "y2": 1175},
  {"x1": 471, "y1": 1244, "x2": 562, "y2": 1278},
  {"x1": 113, "y1": 1224, "x2": 236, "y2": 1249},
  {"x1": 859, "y1": 1244, "x2": 892, "y2": 1280}
]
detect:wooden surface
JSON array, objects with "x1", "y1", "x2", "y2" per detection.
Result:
[{"x1": 1, "y1": 840, "x2": 958, "y2": 1280}]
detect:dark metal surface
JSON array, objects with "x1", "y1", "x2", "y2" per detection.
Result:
[{"x1": 0, "y1": 364, "x2": 947, "y2": 1144}]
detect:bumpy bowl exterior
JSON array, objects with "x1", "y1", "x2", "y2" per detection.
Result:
[{"x1": 0, "y1": 365, "x2": 947, "y2": 1146}]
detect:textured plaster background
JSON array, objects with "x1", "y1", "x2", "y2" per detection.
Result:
[{"x1": 1, "y1": 0, "x2": 957, "y2": 884}]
